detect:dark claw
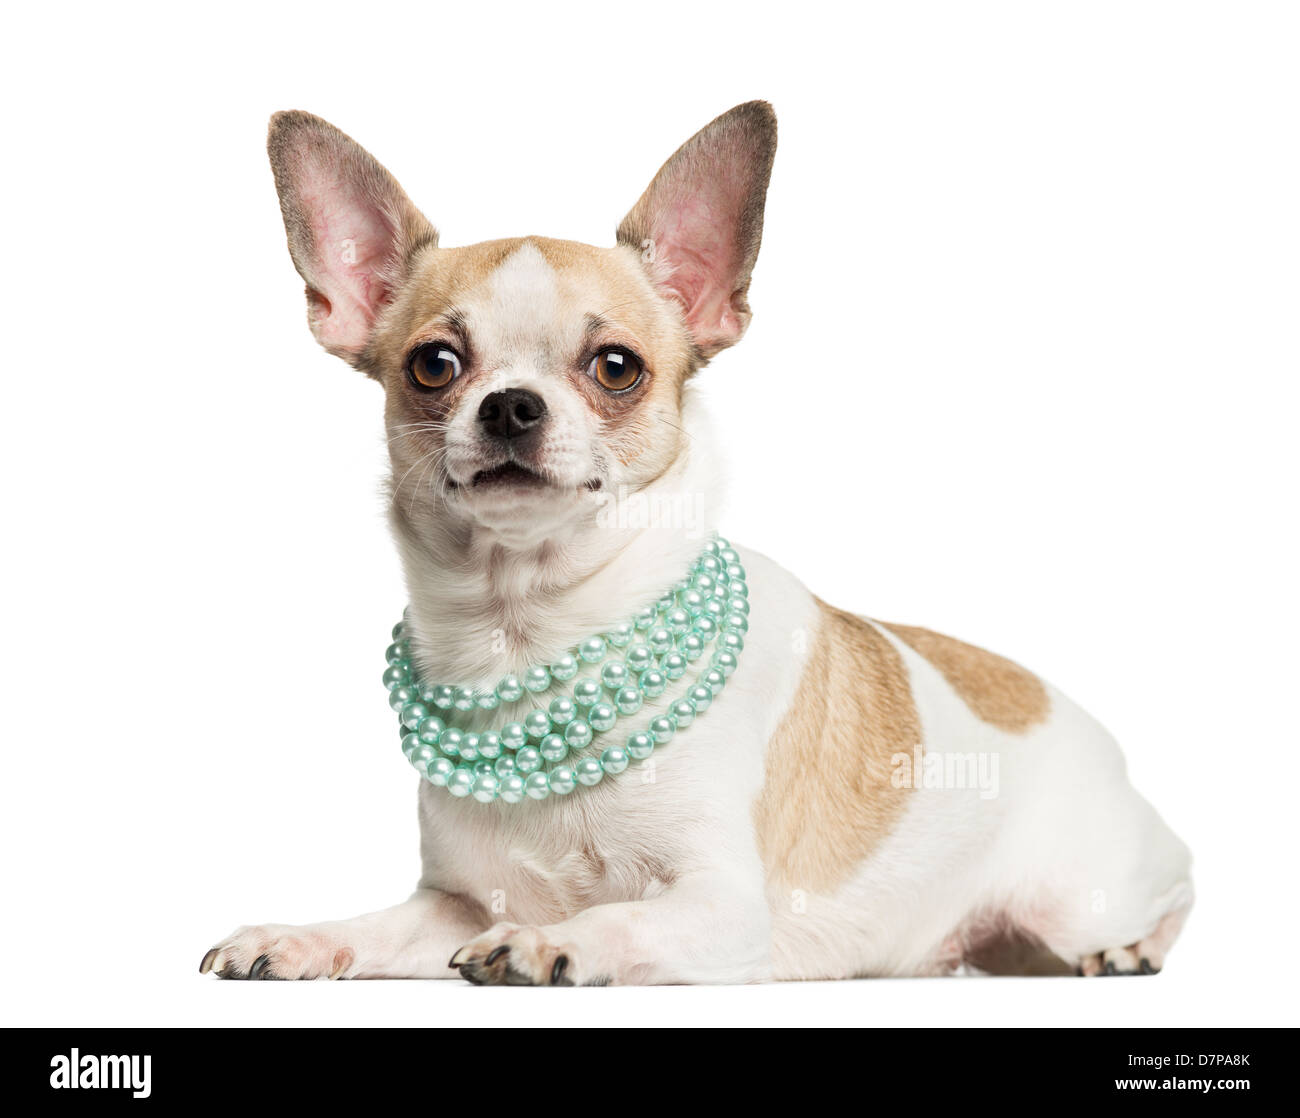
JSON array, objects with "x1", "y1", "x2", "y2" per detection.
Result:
[
  {"x1": 486, "y1": 945, "x2": 510, "y2": 966},
  {"x1": 1139, "y1": 957, "x2": 1158, "y2": 975},
  {"x1": 249, "y1": 954, "x2": 272, "y2": 980},
  {"x1": 199, "y1": 948, "x2": 219, "y2": 975},
  {"x1": 551, "y1": 954, "x2": 569, "y2": 986},
  {"x1": 1103, "y1": 960, "x2": 1117, "y2": 976}
]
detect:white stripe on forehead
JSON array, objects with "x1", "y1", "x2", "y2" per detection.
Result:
[{"x1": 475, "y1": 242, "x2": 562, "y2": 351}]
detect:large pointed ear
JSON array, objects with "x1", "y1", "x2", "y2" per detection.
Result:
[
  {"x1": 617, "y1": 102, "x2": 776, "y2": 359},
  {"x1": 267, "y1": 111, "x2": 437, "y2": 365}
]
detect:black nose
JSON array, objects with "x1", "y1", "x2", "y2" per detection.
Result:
[{"x1": 477, "y1": 388, "x2": 548, "y2": 440}]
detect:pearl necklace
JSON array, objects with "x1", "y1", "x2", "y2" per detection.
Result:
[{"x1": 381, "y1": 537, "x2": 750, "y2": 803}]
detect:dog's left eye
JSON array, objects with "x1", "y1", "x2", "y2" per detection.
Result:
[
  {"x1": 408, "y1": 344, "x2": 462, "y2": 390},
  {"x1": 589, "y1": 348, "x2": 643, "y2": 393}
]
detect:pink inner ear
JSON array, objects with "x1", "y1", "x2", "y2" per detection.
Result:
[
  {"x1": 300, "y1": 168, "x2": 398, "y2": 353},
  {"x1": 648, "y1": 170, "x2": 750, "y2": 352}
]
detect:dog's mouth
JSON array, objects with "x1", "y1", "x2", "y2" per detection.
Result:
[{"x1": 469, "y1": 462, "x2": 549, "y2": 489}]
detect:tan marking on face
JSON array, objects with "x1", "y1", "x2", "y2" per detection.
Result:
[
  {"x1": 754, "y1": 601, "x2": 922, "y2": 894},
  {"x1": 880, "y1": 622, "x2": 1050, "y2": 733}
]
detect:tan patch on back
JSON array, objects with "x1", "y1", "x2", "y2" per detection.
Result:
[
  {"x1": 754, "y1": 601, "x2": 922, "y2": 894},
  {"x1": 880, "y1": 623, "x2": 1049, "y2": 733}
]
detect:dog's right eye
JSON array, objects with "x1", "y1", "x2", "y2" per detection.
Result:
[{"x1": 408, "y1": 345, "x2": 462, "y2": 390}]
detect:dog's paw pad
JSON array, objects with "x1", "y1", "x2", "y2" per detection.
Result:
[
  {"x1": 450, "y1": 924, "x2": 576, "y2": 986},
  {"x1": 1078, "y1": 943, "x2": 1161, "y2": 977},
  {"x1": 200, "y1": 924, "x2": 354, "y2": 981}
]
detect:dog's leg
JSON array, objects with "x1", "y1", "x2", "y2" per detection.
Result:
[
  {"x1": 448, "y1": 872, "x2": 771, "y2": 986},
  {"x1": 200, "y1": 888, "x2": 488, "y2": 980}
]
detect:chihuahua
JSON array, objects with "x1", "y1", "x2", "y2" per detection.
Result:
[{"x1": 201, "y1": 103, "x2": 1192, "y2": 985}]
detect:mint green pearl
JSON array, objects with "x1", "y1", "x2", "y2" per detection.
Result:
[
  {"x1": 496, "y1": 676, "x2": 524, "y2": 703},
  {"x1": 575, "y1": 757, "x2": 603, "y2": 786},
  {"x1": 625, "y1": 644, "x2": 654, "y2": 673},
  {"x1": 728, "y1": 597, "x2": 750, "y2": 616},
  {"x1": 383, "y1": 664, "x2": 410, "y2": 689},
  {"x1": 494, "y1": 755, "x2": 517, "y2": 779},
  {"x1": 458, "y1": 733, "x2": 480, "y2": 762},
  {"x1": 671, "y1": 698, "x2": 697, "y2": 727},
  {"x1": 473, "y1": 761, "x2": 494, "y2": 779},
  {"x1": 401, "y1": 732, "x2": 422, "y2": 757},
  {"x1": 725, "y1": 563, "x2": 745, "y2": 581},
  {"x1": 438, "y1": 727, "x2": 464, "y2": 756},
  {"x1": 392, "y1": 621, "x2": 406, "y2": 641},
  {"x1": 614, "y1": 686, "x2": 643, "y2": 715},
  {"x1": 698, "y1": 555, "x2": 722, "y2": 576},
  {"x1": 428, "y1": 685, "x2": 455, "y2": 709},
  {"x1": 573, "y1": 678, "x2": 601, "y2": 707},
  {"x1": 677, "y1": 588, "x2": 706, "y2": 615},
  {"x1": 501, "y1": 722, "x2": 527, "y2": 750},
  {"x1": 550, "y1": 653, "x2": 580, "y2": 681},
  {"x1": 453, "y1": 687, "x2": 476, "y2": 711},
  {"x1": 548, "y1": 696, "x2": 576, "y2": 725},
  {"x1": 478, "y1": 732, "x2": 503, "y2": 760},
  {"x1": 409, "y1": 743, "x2": 436, "y2": 773},
  {"x1": 600, "y1": 662, "x2": 629, "y2": 691},
  {"x1": 514, "y1": 746, "x2": 542, "y2": 774},
  {"x1": 661, "y1": 652, "x2": 687, "y2": 680},
  {"x1": 665, "y1": 607, "x2": 692, "y2": 633},
  {"x1": 600, "y1": 746, "x2": 630, "y2": 774},
  {"x1": 447, "y1": 767, "x2": 474, "y2": 797},
  {"x1": 472, "y1": 773, "x2": 500, "y2": 802},
  {"x1": 691, "y1": 572, "x2": 717, "y2": 595},
  {"x1": 524, "y1": 709, "x2": 552, "y2": 738},
  {"x1": 388, "y1": 684, "x2": 418, "y2": 711},
  {"x1": 702, "y1": 668, "x2": 727, "y2": 694},
  {"x1": 721, "y1": 632, "x2": 744, "y2": 653},
  {"x1": 725, "y1": 613, "x2": 749, "y2": 634},
  {"x1": 729, "y1": 578, "x2": 749, "y2": 598},
  {"x1": 524, "y1": 772, "x2": 551, "y2": 800},
  {"x1": 476, "y1": 691, "x2": 501, "y2": 712},
  {"x1": 649, "y1": 714, "x2": 677, "y2": 745},
  {"x1": 549, "y1": 765, "x2": 577, "y2": 795},
  {"x1": 647, "y1": 627, "x2": 673, "y2": 654},
  {"x1": 589, "y1": 702, "x2": 617, "y2": 732},
  {"x1": 626, "y1": 731, "x2": 655, "y2": 760},
  {"x1": 417, "y1": 715, "x2": 445, "y2": 745},
  {"x1": 427, "y1": 757, "x2": 455, "y2": 786},
  {"x1": 565, "y1": 719, "x2": 593, "y2": 748},
  {"x1": 579, "y1": 636, "x2": 607, "y2": 663},
  {"x1": 633, "y1": 607, "x2": 657, "y2": 631},
  {"x1": 499, "y1": 773, "x2": 527, "y2": 803},
  {"x1": 523, "y1": 666, "x2": 551, "y2": 693},
  {"x1": 656, "y1": 594, "x2": 676, "y2": 614},
  {"x1": 539, "y1": 733, "x2": 568, "y2": 763},
  {"x1": 712, "y1": 649, "x2": 738, "y2": 677},
  {"x1": 702, "y1": 598, "x2": 726, "y2": 619},
  {"x1": 703, "y1": 538, "x2": 721, "y2": 554},
  {"x1": 688, "y1": 684, "x2": 713, "y2": 711},
  {"x1": 400, "y1": 702, "x2": 429, "y2": 730},
  {"x1": 694, "y1": 615, "x2": 718, "y2": 640},
  {"x1": 606, "y1": 622, "x2": 635, "y2": 647},
  {"x1": 678, "y1": 633, "x2": 705, "y2": 661},
  {"x1": 639, "y1": 669, "x2": 667, "y2": 698}
]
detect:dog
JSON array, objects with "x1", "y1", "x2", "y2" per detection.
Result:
[{"x1": 201, "y1": 102, "x2": 1192, "y2": 985}]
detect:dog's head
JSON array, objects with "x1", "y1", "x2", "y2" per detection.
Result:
[{"x1": 268, "y1": 104, "x2": 775, "y2": 549}]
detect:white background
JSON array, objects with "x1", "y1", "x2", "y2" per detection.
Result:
[{"x1": 2, "y1": 1, "x2": 1296, "y2": 1028}]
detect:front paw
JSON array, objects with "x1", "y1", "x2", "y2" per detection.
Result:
[
  {"x1": 450, "y1": 923, "x2": 585, "y2": 986},
  {"x1": 199, "y1": 924, "x2": 354, "y2": 981}
]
